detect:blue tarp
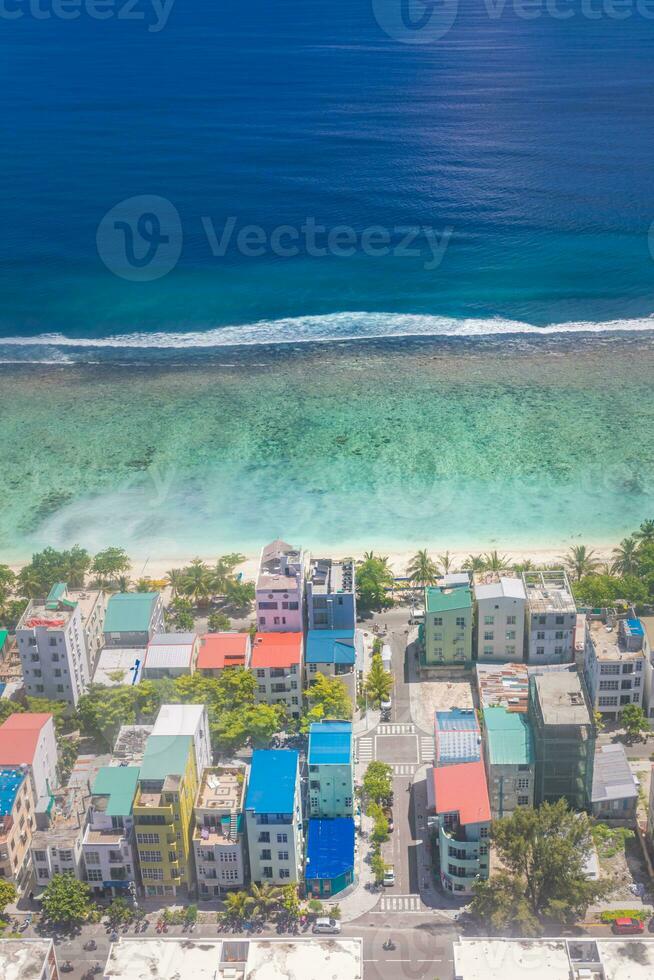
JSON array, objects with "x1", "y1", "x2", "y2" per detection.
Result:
[{"x1": 305, "y1": 818, "x2": 355, "y2": 880}]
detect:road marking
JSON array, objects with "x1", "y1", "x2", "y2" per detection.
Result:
[
  {"x1": 379, "y1": 894, "x2": 422, "y2": 912},
  {"x1": 391, "y1": 763, "x2": 418, "y2": 775},
  {"x1": 377, "y1": 723, "x2": 416, "y2": 735},
  {"x1": 420, "y1": 736, "x2": 434, "y2": 761},
  {"x1": 358, "y1": 737, "x2": 374, "y2": 763}
]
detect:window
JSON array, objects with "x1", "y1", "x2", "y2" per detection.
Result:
[
  {"x1": 142, "y1": 868, "x2": 164, "y2": 881},
  {"x1": 433, "y1": 617, "x2": 442, "y2": 626},
  {"x1": 256, "y1": 669, "x2": 265, "y2": 678},
  {"x1": 600, "y1": 663, "x2": 620, "y2": 675},
  {"x1": 279, "y1": 869, "x2": 290, "y2": 879},
  {"x1": 455, "y1": 617, "x2": 465, "y2": 628},
  {"x1": 56, "y1": 684, "x2": 64, "y2": 693},
  {"x1": 276, "y1": 833, "x2": 288, "y2": 844},
  {"x1": 34, "y1": 850, "x2": 47, "y2": 862},
  {"x1": 506, "y1": 615, "x2": 516, "y2": 625},
  {"x1": 85, "y1": 851, "x2": 101, "y2": 866},
  {"x1": 555, "y1": 631, "x2": 564, "y2": 640},
  {"x1": 484, "y1": 615, "x2": 494, "y2": 625},
  {"x1": 137, "y1": 833, "x2": 160, "y2": 845},
  {"x1": 278, "y1": 851, "x2": 289, "y2": 861},
  {"x1": 139, "y1": 850, "x2": 162, "y2": 863},
  {"x1": 454, "y1": 647, "x2": 465, "y2": 659},
  {"x1": 506, "y1": 646, "x2": 515, "y2": 656},
  {"x1": 433, "y1": 647, "x2": 443, "y2": 658},
  {"x1": 260, "y1": 849, "x2": 271, "y2": 860},
  {"x1": 484, "y1": 631, "x2": 494, "y2": 641},
  {"x1": 258, "y1": 832, "x2": 270, "y2": 843},
  {"x1": 33, "y1": 669, "x2": 42, "y2": 678},
  {"x1": 263, "y1": 867, "x2": 273, "y2": 879},
  {"x1": 479, "y1": 827, "x2": 488, "y2": 838},
  {"x1": 598, "y1": 696, "x2": 619, "y2": 707},
  {"x1": 599, "y1": 680, "x2": 619, "y2": 691},
  {"x1": 536, "y1": 647, "x2": 544, "y2": 656},
  {"x1": 517, "y1": 778, "x2": 529, "y2": 790},
  {"x1": 87, "y1": 869, "x2": 103, "y2": 882},
  {"x1": 554, "y1": 646, "x2": 563, "y2": 656},
  {"x1": 49, "y1": 637, "x2": 58, "y2": 647},
  {"x1": 483, "y1": 646, "x2": 493, "y2": 656},
  {"x1": 517, "y1": 795, "x2": 529, "y2": 806},
  {"x1": 36, "y1": 685, "x2": 45, "y2": 693},
  {"x1": 536, "y1": 631, "x2": 545, "y2": 640},
  {"x1": 506, "y1": 630, "x2": 516, "y2": 641}
]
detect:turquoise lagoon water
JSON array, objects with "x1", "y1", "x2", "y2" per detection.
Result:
[{"x1": 2, "y1": 333, "x2": 653, "y2": 560}]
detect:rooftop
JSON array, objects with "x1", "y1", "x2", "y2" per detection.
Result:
[
  {"x1": 0, "y1": 712, "x2": 52, "y2": 768},
  {"x1": 305, "y1": 629, "x2": 355, "y2": 665},
  {"x1": 104, "y1": 592, "x2": 160, "y2": 634},
  {"x1": 138, "y1": 734, "x2": 193, "y2": 784},
  {"x1": 434, "y1": 709, "x2": 481, "y2": 766},
  {"x1": 591, "y1": 743, "x2": 638, "y2": 804},
  {"x1": 258, "y1": 539, "x2": 305, "y2": 591},
  {"x1": 0, "y1": 768, "x2": 25, "y2": 816},
  {"x1": 111, "y1": 725, "x2": 153, "y2": 765},
  {"x1": 149, "y1": 632, "x2": 197, "y2": 646},
  {"x1": 104, "y1": 938, "x2": 362, "y2": 980},
  {"x1": 452, "y1": 938, "x2": 654, "y2": 980},
  {"x1": 91, "y1": 766, "x2": 140, "y2": 817},
  {"x1": 522, "y1": 570, "x2": 576, "y2": 614},
  {"x1": 93, "y1": 648, "x2": 144, "y2": 687},
  {"x1": 308, "y1": 721, "x2": 353, "y2": 766},
  {"x1": 425, "y1": 585, "x2": 472, "y2": 614},
  {"x1": 195, "y1": 766, "x2": 245, "y2": 814},
  {"x1": 483, "y1": 707, "x2": 534, "y2": 766},
  {"x1": 474, "y1": 574, "x2": 526, "y2": 602},
  {"x1": 0, "y1": 939, "x2": 56, "y2": 980},
  {"x1": 532, "y1": 672, "x2": 593, "y2": 727},
  {"x1": 476, "y1": 663, "x2": 529, "y2": 713},
  {"x1": 251, "y1": 633, "x2": 303, "y2": 669},
  {"x1": 432, "y1": 760, "x2": 491, "y2": 825},
  {"x1": 31, "y1": 786, "x2": 88, "y2": 846},
  {"x1": 152, "y1": 703, "x2": 207, "y2": 739},
  {"x1": 305, "y1": 817, "x2": 355, "y2": 880},
  {"x1": 143, "y1": 641, "x2": 195, "y2": 672},
  {"x1": 19, "y1": 586, "x2": 103, "y2": 631},
  {"x1": 588, "y1": 617, "x2": 645, "y2": 661},
  {"x1": 308, "y1": 557, "x2": 355, "y2": 595},
  {"x1": 246, "y1": 750, "x2": 298, "y2": 814},
  {"x1": 197, "y1": 633, "x2": 250, "y2": 671}
]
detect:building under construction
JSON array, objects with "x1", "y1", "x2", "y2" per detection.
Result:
[{"x1": 528, "y1": 670, "x2": 595, "y2": 810}]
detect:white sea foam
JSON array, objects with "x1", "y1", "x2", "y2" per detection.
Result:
[{"x1": 1, "y1": 311, "x2": 654, "y2": 351}]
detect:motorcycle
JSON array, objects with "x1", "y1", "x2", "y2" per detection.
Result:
[
  {"x1": 83, "y1": 940, "x2": 97, "y2": 951},
  {"x1": 382, "y1": 939, "x2": 396, "y2": 951}
]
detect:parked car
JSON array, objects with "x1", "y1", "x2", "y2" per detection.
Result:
[
  {"x1": 312, "y1": 917, "x2": 341, "y2": 935},
  {"x1": 383, "y1": 867, "x2": 395, "y2": 887},
  {"x1": 612, "y1": 917, "x2": 644, "y2": 935}
]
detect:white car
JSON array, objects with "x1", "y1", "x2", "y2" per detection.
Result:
[
  {"x1": 383, "y1": 867, "x2": 395, "y2": 887},
  {"x1": 312, "y1": 917, "x2": 341, "y2": 935}
]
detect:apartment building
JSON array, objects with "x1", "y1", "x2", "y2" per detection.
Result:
[
  {"x1": 307, "y1": 721, "x2": 354, "y2": 818},
  {"x1": 304, "y1": 630, "x2": 358, "y2": 704},
  {"x1": 142, "y1": 633, "x2": 198, "y2": 679},
  {"x1": 453, "y1": 938, "x2": 654, "y2": 980},
  {"x1": 421, "y1": 585, "x2": 473, "y2": 669},
  {"x1": 0, "y1": 939, "x2": 60, "y2": 980},
  {"x1": 193, "y1": 766, "x2": 248, "y2": 899},
  {"x1": 132, "y1": 734, "x2": 197, "y2": 897},
  {"x1": 584, "y1": 615, "x2": 646, "y2": 719},
  {"x1": 17, "y1": 584, "x2": 105, "y2": 707},
  {"x1": 103, "y1": 592, "x2": 164, "y2": 649},
  {"x1": 306, "y1": 558, "x2": 356, "y2": 631},
  {"x1": 0, "y1": 713, "x2": 57, "y2": 816},
  {"x1": 482, "y1": 707, "x2": 535, "y2": 819},
  {"x1": 30, "y1": 786, "x2": 89, "y2": 889},
  {"x1": 245, "y1": 750, "x2": 303, "y2": 885},
  {"x1": 196, "y1": 633, "x2": 251, "y2": 677},
  {"x1": 0, "y1": 768, "x2": 36, "y2": 893},
  {"x1": 427, "y1": 760, "x2": 491, "y2": 896},
  {"x1": 528, "y1": 671, "x2": 595, "y2": 809},
  {"x1": 522, "y1": 570, "x2": 577, "y2": 664},
  {"x1": 151, "y1": 704, "x2": 212, "y2": 775},
  {"x1": 82, "y1": 766, "x2": 140, "y2": 898},
  {"x1": 255, "y1": 540, "x2": 306, "y2": 632},
  {"x1": 473, "y1": 574, "x2": 526, "y2": 663},
  {"x1": 251, "y1": 633, "x2": 303, "y2": 720}
]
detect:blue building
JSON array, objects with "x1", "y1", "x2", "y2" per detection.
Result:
[
  {"x1": 244, "y1": 750, "x2": 304, "y2": 885},
  {"x1": 305, "y1": 817, "x2": 355, "y2": 898},
  {"x1": 308, "y1": 721, "x2": 354, "y2": 817},
  {"x1": 306, "y1": 559, "x2": 356, "y2": 631},
  {"x1": 305, "y1": 630, "x2": 360, "y2": 706}
]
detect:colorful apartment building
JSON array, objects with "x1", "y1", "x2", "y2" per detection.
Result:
[
  {"x1": 255, "y1": 540, "x2": 306, "y2": 632},
  {"x1": 251, "y1": 633, "x2": 303, "y2": 720},
  {"x1": 151, "y1": 703, "x2": 212, "y2": 775},
  {"x1": 482, "y1": 707, "x2": 535, "y2": 819},
  {"x1": 196, "y1": 633, "x2": 251, "y2": 677},
  {"x1": 421, "y1": 585, "x2": 473, "y2": 669},
  {"x1": 0, "y1": 768, "x2": 35, "y2": 893},
  {"x1": 193, "y1": 766, "x2": 248, "y2": 898},
  {"x1": 427, "y1": 760, "x2": 491, "y2": 896},
  {"x1": 306, "y1": 558, "x2": 356, "y2": 631},
  {"x1": 83, "y1": 766, "x2": 140, "y2": 898},
  {"x1": 307, "y1": 721, "x2": 354, "y2": 818},
  {"x1": 103, "y1": 592, "x2": 164, "y2": 649},
  {"x1": 304, "y1": 630, "x2": 359, "y2": 705},
  {"x1": 522, "y1": 570, "x2": 577, "y2": 664},
  {"x1": 132, "y1": 734, "x2": 198, "y2": 897},
  {"x1": 473, "y1": 574, "x2": 526, "y2": 663},
  {"x1": 0, "y1": 712, "x2": 57, "y2": 817},
  {"x1": 584, "y1": 615, "x2": 647, "y2": 720},
  {"x1": 245, "y1": 750, "x2": 303, "y2": 885}
]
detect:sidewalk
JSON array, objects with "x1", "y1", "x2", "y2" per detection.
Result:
[{"x1": 336, "y1": 808, "x2": 381, "y2": 922}]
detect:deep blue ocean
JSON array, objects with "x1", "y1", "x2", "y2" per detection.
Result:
[{"x1": 1, "y1": 0, "x2": 654, "y2": 350}]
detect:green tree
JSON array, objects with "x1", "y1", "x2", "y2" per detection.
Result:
[
  {"x1": 208, "y1": 611, "x2": 231, "y2": 632},
  {"x1": 0, "y1": 701, "x2": 24, "y2": 725},
  {"x1": 42, "y1": 874, "x2": 94, "y2": 926},
  {"x1": 26, "y1": 697, "x2": 70, "y2": 734},
  {"x1": 621, "y1": 703, "x2": 651, "y2": 741},
  {"x1": 369, "y1": 803, "x2": 389, "y2": 844},
  {"x1": 438, "y1": 551, "x2": 453, "y2": 574},
  {"x1": 106, "y1": 896, "x2": 133, "y2": 926},
  {"x1": 370, "y1": 850, "x2": 388, "y2": 886},
  {"x1": 303, "y1": 672, "x2": 353, "y2": 729},
  {"x1": 471, "y1": 801, "x2": 609, "y2": 932},
  {"x1": 364, "y1": 652, "x2": 392, "y2": 708},
  {"x1": 611, "y1": 537, "x2": 641, "y2": 577},
  {"x1": 180, "y1": 558, "x2": 214, "y2": 606},
  {"x1": 361, "y1": 761, "x2": 393, "y2": 808},
  {"x1": 471, "y1": 873, "x2": 539, "y2": 935},
  {"x1": 165, "y1": 568, "x2": 186, "y2": 597},
  {"x1": 166, "y1": 597, "x2": 195, "y2": 631},
  {"x1": 462, "y1": 554, "x2": 485, "y2": 572},
  {"x1": 77, "y1": 686, "x2": 138, "y2": 746},
  {"x1": 573, "y1": 573, "x2": 647, "y2": 608},
  {"x1": 0, "y1": 880, "x2": 16, "y2": 916},
  {"x1": 563, "y1": 545, "x2": 601, "y2": 582},
  {"x1": 356, "y1": 555, "x2": 394, "y2": 610},
  {"x1": 635, "y1": 519, "x2": 654, "y2": 545},
  {"x1": 280, "y1": 883, "x2": 300, "y2": 920},
  {"x1": 249, "y1": 882, "x2": 282, "y2": 919},
  {"x1": 56, "y1": 736, "x2": 79, "y2": 784},
  {"x1": 92, "y1": 547, "x2": 130, "y2": 585},
  {"x1": 224, "y1": 579, "x2": 255, "y2": 611},
  {"x1": 0, "y1": 565, "x2": 15, "y2": 597},
  {"x1": 406, "y1": 549, "x2": 439, "y2": 588},
  {"x1": 213, "y1": 554, "x2": 246, "y2": 593},
  {"x1": 223, "y1": 890, "x2": 253, "y2": 924},
  {"x1": 483, "y1": 550, "x2": 510, "y2": 572}
]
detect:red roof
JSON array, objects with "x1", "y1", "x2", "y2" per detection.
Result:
[
  {"x1": 197, "y1": 633, "x2": 250, "y2": 671},
  {"x1": 0, "y1": 713, "x2": 52, "y2": 766},
  {"x1": 432, "y1": 760, "x2": 491, "y2": 825},
  {"x1": 251, "y1": 632, "x2": 303, "y2": 669}
]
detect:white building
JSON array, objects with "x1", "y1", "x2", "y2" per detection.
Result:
[
  {"x1": 473, "y1": 574, "x2": 526, "y2": 663},
  {"x1": 82, "y1": 766, "x2": 139, "y2": 898},
  {"x1": 522, "y1": 570, "x2": 577, "y2": 664},
  {"x1": 0, "y1": 939, "x2": 59, "y2": 980},
  {"x1": 151, "y1": 704, "x2": 212, "y2": 774},
  {"x1": 453, "y1": 938, "x2": 654, "y2": 980},
  {"x1": 256, "y1": 540, "x2": 306, "y2": 632},
  {"x1": 17, "y1": 584, "x2": 105, "y2": 707},
  {"x1": 245, "y1": 750, "x2": 303, "y2": 885},
  {"x1": 193, "y1": 766, "x2": 248, "y2": 899},
  {"x1": 0, "y1": 712, "x2": 58, "y2": 814},
  {"x1": 143, "y1": 633, "x2": 198, "y2": 679},
  {"x1": 584, "y1": 615, "x2": 646, "y2": 720},
  {"x1": 30, "y1": 786, "x2": 89, "y2": 889}
]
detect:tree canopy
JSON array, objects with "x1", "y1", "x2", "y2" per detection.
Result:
[
  {"x1": 364, "y1": 652, "x2": 392, "y2": 707},
  {"x1": 356, "y1": 554, "x2": 394, "y2": 610},
  {"x1": 302, "y1": 672, "x2": 353, "y2": 730},
  {"x1": 42, "y1": 874, "x2": 94, "y2": 925}
]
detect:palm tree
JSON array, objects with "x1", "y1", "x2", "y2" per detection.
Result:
[
  {"x1": 223, "y1": 890, "x2": 253, "y2": 924},
  {"x1": 611, "y1": 537, "x2": 641, "y2": 577},
  {"x1": 483, "y1": 551, "x2": 509, "y2": 572},
  {"x1": 563, "y1": 544, "x2": 601, "y2": 582},
  {"x1": 249, "y1": 882, "x2": 282, "y2": 920},
  {"x1": 116, "y1": 575, "x2": 131, "y2": 593},
  {"x1": 406, "y1": 549, "x2": 439, "y2": 588},
  {"x1": 214, "y1": 553, "x2": 246, "y2": 594},
  {"x1": 635, "y1": 519, "x2": 654, "y2": 545},
  {"x1": 512, "y1": 560, "x2": 534, "y2": 574},
  {"x1": 180, "y1": 558, "x2": 214, "y2": 606},
  {"x1": 462, "y1": 554, "x2": 485, "y2": 572},
  {"x1": 438, "y1": 551, "x2": 453, "y2": 575},
  {"x1": 165, "y1": 568, "x2": 186, "y2": 597}
]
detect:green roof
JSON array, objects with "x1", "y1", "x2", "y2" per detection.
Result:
[
  {"x1": 0, "y1": 630, "x2": 8, "y2": 651},
  {"x1": 91, "y1": 766, "x2": 140, "y2": 816},
  {"x1": 425, "y1": 586, "x2": 472, "y2": 613},
  {"x1": 484, "y1": 707, "x2": 534, "y2": 766},
  {"x1": 139, "y1": 735, "x2": 192, "y2": 782},
  {"x1": 104, "y1": 592, "x2": 159, "y2": 633}
]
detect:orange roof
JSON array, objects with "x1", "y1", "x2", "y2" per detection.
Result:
[
  {"x1": 432, "y1": 760, "x2": 491, "y2": 825},
  {"x1": 251, "y1": 632, "x2": 303, "y2": 669},
  {"x1": 0, "y1": 713, "x2": 52, "y2": 766},
  {"x1": 197, "y1": 633, "x2": 250, "y2": 670}
]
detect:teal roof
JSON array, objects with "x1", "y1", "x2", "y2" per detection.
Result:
[
  {"x1": 91, "y1": 766, "x2": 140, "y2": 816},
  {"x1": 139, "y1": 735, "x2": 192, "y2": 782},
  {"x1": 45, "y1": 582, "x2": 67, "y2": 608},
  {"x1": 0, "y1": 630, "x2": 8, "y2": 651},
  {"x1": 425, "y1": 586, "x2": 472, "y2": 613},
  {"x1": 104, "y1": 592, "x2": 159, "y2": 633},
  {"x1": 306, "y1": 630, "x2": 356, "y2": 665},
  {"x1": 308, "y1": 722, "x2": 353, "y2": 765},
  {"x1": 483, "y1": 707, "x2": 534, "y2": 766}
]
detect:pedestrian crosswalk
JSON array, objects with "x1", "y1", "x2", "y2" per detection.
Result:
[
  {"x1": 357, "y1": 737, "x2": 374, "y2": 764},
  {"x1": 377, "y1": 723, "x2": 416, "y2": 735},
  {"x1": 420, "y1": 736, "x2": 434, "y2": 762},
  {"x1": 391, "y1": 763, "x2": 417, "y2": 775},
  {"x1": 379, "y1": 894, "x2": 422, "y2": 912}
]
